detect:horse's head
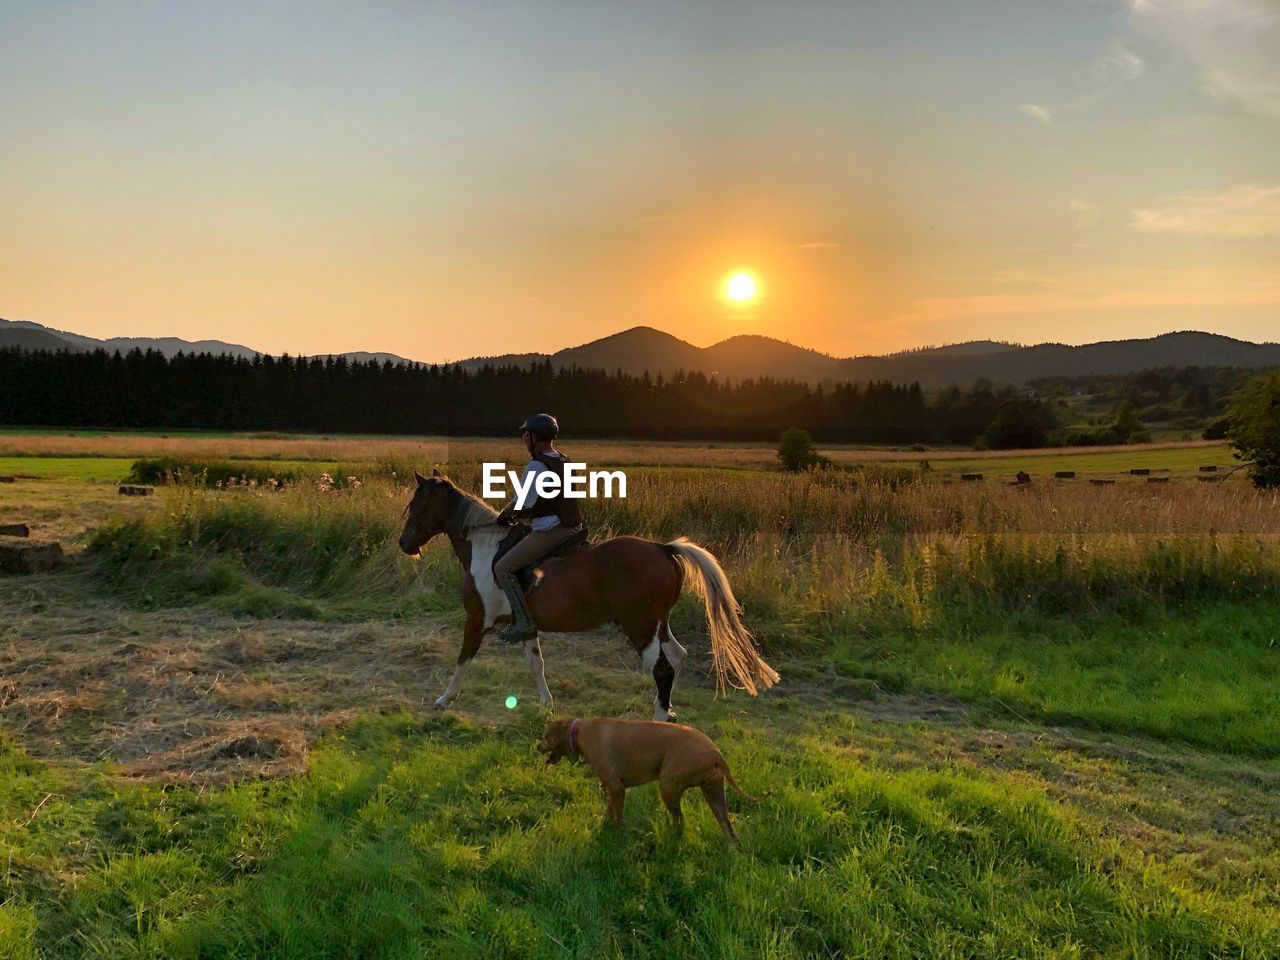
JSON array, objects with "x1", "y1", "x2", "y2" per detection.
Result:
[{"x1": 398, "y1": 469, "x2": 454, "y2": 556}]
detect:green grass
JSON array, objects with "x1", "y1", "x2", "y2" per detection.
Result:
[
  {"x1": 0, "y1": 457, "x2": 343, "y2": 484},
  {"x1": 6, "y1": 453, "x2": 1280, "y2": 957},
  {"x1": 883, "y1": 444, "x2": 1235, "y2": 479},
  {"x1": 0, "y1": 457, "x2": 139, "y2": 483},
  {"x1": 831, "y1": 601, "x2": 1280, "y2": 755},
  {"x1": 2, "y1": 714, "x2": 1275, "y2": 959}
]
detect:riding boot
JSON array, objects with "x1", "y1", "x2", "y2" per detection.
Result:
[{"x1": 498, "y1": 572, "x2": 537, "y2": 645}]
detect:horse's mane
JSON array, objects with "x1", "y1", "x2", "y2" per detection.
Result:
[{"x1": 446, "y1": 482, "x2": 498, "y2": 532}]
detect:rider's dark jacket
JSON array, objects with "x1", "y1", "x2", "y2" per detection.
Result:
[{"x1": 510, "y1": 451, "x2": 584, "y2": 528}]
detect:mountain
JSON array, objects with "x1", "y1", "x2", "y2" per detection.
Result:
[
  {"x1": 883, "y1": 340, "x2": 1021, "y2": 358},
  {"x1": 6, "y1": 316, "x2": 1279, "y2": 387},
  {"x1": 452, "y1": 327, "x2": 1280, "y2": 387},
  {"x1": 837, "y1": 331, "x2": 1280, "y2": 387},
  {"x1": 554, "y1": 326, "x2": 706, "y2": 376},
  {"x1": 336, "y1": 351, "x2": 419, "y2": 365},
  {"x1": 458, "y1": 326, "x2": 845, "y2": 382},
  {"x1": 0, "y1": 318, "x2": 415, "y2": 365},
  {"x1": 1, "y1": 318, "x2": 261, "y2": 359},
  {"x1": 701, "y1": 335, "x2": 842, "y2": 381},
  {"x1": 0, "y1": 325, "x2": 76, "y2": 352}
]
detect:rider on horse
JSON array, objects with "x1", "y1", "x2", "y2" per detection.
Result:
[{"x1": 494, "y1": 413, "x2": 585, "y2": 644}]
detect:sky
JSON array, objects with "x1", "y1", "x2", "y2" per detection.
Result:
[{"x1": 1, "y1": 0, "x2": 1278, "y2": 362}]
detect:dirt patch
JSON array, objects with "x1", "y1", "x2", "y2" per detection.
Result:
[
  {"x1": 0, "y1": 575, "x2": 667, "y2": 782},
  {"x1": 120, "y1": 722, "x2": 310, "y2": 784}
]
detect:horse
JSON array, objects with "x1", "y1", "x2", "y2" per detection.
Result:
[{"x1": 397, "y1": 470, "x2": 779, "y2": 719}]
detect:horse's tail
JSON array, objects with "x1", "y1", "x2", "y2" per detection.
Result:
[{"x1": 664, "y1": 537, "x2": 779, "y2": 695}]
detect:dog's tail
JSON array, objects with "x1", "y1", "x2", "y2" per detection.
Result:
[
  {"x1": 720, "y1": 763, "x2": 768, "y2": 804},
  {"x1": 664, "y1": 537, "x2": 779, "y2": 695}
]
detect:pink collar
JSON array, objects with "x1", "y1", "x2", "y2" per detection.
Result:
[{"x1": 568, "y1": 718, "x2": 582, "y2": 756}]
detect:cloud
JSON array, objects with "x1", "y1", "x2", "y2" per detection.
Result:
[
  {"x1": 1132, "y1": 0, "x2": 1280, "y2": 116},
  {"x1": 1019, "y1": 42, "x2": 1144, "y2": 126},
  {"x1": 1132, "y1": 184, "x2": 1280, "y2": 237},
  {"x1": 795, "y1": 242, "x2": 841, "y2": 249},
  {"x1": 1019, "y1": 103, "x2": 1053, "y2": 125},
  {"x1": 632, "y1": 213, "x2": 677, "y2": 226},
  {"x1": 898, "y1": 265, "x2": 1280, "y2": 323},
  {"x1": 1091, "y1": 43, "x2": 1145, "y2": 86},
  {"x1": 1069, "y1": 200, "x2": 1103, "y2": 229}
]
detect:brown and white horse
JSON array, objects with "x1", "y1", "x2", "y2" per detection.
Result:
[{"x1": 397, "y1": 470, "x2": 778, "y2": 718}]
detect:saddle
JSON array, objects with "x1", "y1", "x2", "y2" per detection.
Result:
[{"x1": 493, "y1": 524, "x2": 590, "y2": 591}]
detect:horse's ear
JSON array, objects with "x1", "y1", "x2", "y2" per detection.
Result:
[
  {"x1": 432, "y1": 468, "x2": 444, "y2": 478},
  {"x1": 413, "y1": 470, "x2": 427, "y2": 486}
]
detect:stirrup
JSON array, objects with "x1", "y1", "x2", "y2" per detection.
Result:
[{"x1": 498, "y1": 619, "x2": 537, "y2": 645}]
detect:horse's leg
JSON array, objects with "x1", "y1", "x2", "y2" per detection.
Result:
[
  {"x1": 634, "y1": 621, "x2": 673, "y2": 721},
  {"x1": 524, "y1": 636, "x2": 553, "y2": 705},
  {"x1": 636, "y1": 618, "x2": 685, "y2": 722},
  {"x1": 655, "y1": 621, "x2": 687, "y2": 721},
  {"x1": 436, "y1": 579, "x2": 484, "y2": 710}
]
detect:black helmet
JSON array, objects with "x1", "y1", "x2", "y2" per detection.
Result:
[{"x1": 518, "y1": 413, "x2": 559, "y2": 441}]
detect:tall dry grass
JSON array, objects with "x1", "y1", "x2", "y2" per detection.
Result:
[
  {"x1": 82, "y1": 466, "x2": 1280, "y2": 752},
  {"x1": 0, "y1": 429, "x2": 1226, "y2": 469},
  {"x1": 89, "y1": 467, "x2": 1280, "y2": 625}
]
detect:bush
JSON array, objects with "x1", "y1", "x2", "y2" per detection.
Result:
[
  {"x1": 1225, "y1": 372, "x2": 1280, "y2": 488},
  {"x1": 983, "y1": 398, "x2": 1053, "y2": 449},
  {"x1": 1203, "y1": 416, "x2": 1231, "y2": 441},
  {"x1": 776, "y1": 427, "x2": 825, "y2": 472}
]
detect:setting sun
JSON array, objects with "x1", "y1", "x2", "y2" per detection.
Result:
[{"x1": 724, "y1": 270, "x2": 760, "y2": 305}]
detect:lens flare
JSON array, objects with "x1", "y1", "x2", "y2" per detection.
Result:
[{"x1": 504, "y1": 695, "x2": 518, "y2": 710}]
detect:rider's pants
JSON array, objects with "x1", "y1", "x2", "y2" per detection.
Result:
[{"x1": 493, "y1": 524, "x2": 582, "y2": 580}]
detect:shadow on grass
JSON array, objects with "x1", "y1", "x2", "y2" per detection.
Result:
[{"x1": 21, "y1": 711, "x2": 1254, "y2": 960}]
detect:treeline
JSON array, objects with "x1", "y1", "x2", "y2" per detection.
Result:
[
  {"x1": 1, "y1": 346, "x2": 1041, "y2": 443},
  {"x1": 1028, "y1": 365, "x2": 1240, "y2": 418}
]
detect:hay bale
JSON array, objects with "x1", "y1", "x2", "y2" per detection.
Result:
[
  {"x1": 1199, "y1": 465, "x2": 1218, "y2": 472},
  {"x1": 0, "y1": 523, "x2": 30, "y2": 537},
  {"x1": 1054, "y1": 470, "x2": 1076, "y2": 479},
  {"x1": 1146, "y1": 476, "x2": 1170, "y2": 484},
  {"x1": 0, "y1": 539, "x2": 63, "y2": 574},
  {"x1": 1129, "y1": 468, "x2": 1150, "y2": 476},
  {"x1": 118, "y1": 485, "x2": 155, "y2": 497},
  {"x1": 1198, "y1": 475, "x2": 1225, "y2": 483},
  {"x1": 1015, "y1": 471, "x2": 1031, "y2": 484},
  {"x1": 960, "y1": 473, "x2": 984, "y2": 481},
  {"x1": 0, "y1": 476, "x2": 14, "y2": 484},
  {"x1": 1090, "y1": 478, "x2": 1116, "y2": 486}
]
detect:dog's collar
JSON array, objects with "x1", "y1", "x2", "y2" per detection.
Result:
[{"x1": 568, "y1": 718, "x2": 582, "y2": 757}]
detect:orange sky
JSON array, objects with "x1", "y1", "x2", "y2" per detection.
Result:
[{"x1": 2, "y1": 2, "x2": 1278, "y2": 362}]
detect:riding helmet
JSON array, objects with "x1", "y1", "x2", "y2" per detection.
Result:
[{"x1": 518, "y1": 413, "x2": 559, "y2": 441}]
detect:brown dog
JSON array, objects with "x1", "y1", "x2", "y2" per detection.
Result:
[{"x1": 537, "y1": 717, "x2": 763, "y2": 841}]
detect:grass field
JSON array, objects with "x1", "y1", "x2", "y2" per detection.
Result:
[
  {"x1": 1, "y1": 432, "x2": 1278, "y2": 957},
  {"x1": 0, "y1": 429, "x2": 1233, "y2": 477}
]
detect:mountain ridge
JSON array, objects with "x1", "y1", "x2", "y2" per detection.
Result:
[
  {"x1": 4, "y1": 317, "x2": 1279, "y2": 388},
  {"x1": 0, "y1": 318, "x2": 416, "y2": 366}
]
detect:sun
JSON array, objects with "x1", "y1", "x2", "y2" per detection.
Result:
[{"x1": 723, "y1": 270, "x2": 761, "y2": 305}]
